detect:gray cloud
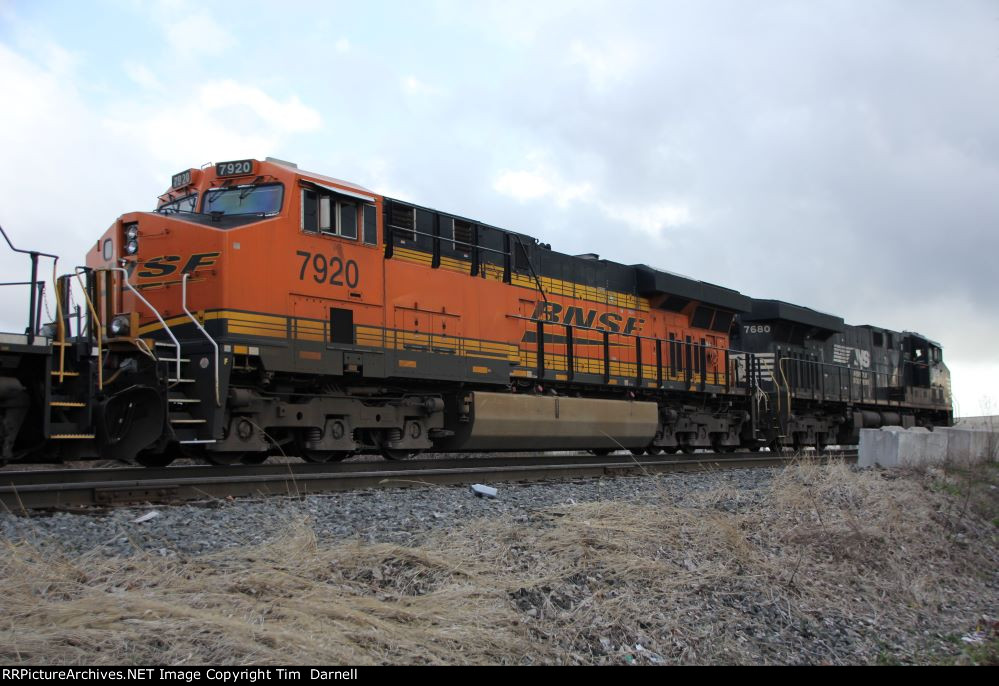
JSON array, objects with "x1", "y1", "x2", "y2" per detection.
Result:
[
  {"x1": 373, "y1": 1, "x2": 999, "y2": 362},
  {"x1": 0, "y1": 0, "x2": 995, "y2": 411}
]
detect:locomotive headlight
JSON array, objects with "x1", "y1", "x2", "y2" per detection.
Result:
[
  {"x1": 125, "y1": 224, "x2": 139, "y2": 239},
  {"x1": 125, "y1": 239, "x2": 139, "y2": 255},
  {"x1": 110, "y1": 315, "x2": 131, "y2": 337}
]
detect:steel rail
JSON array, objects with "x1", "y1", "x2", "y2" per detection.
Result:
[{"x1": 0, "y1": 450, "x2": 857, "y2": 512}]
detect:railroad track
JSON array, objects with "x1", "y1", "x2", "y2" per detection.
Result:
[{"x1": 0, "y1": 450, "x2": 857, "y2": 512}]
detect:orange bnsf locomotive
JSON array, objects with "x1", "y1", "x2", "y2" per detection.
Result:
[{"x1": 0, "y1": 158, "x2": 952, "y2": 466}]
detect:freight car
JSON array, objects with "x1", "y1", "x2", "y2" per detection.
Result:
[{"x1": 0, "y1": 157, "x2": 952, "y2": 466}]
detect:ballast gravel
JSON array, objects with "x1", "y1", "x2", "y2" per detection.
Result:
[
  {"x1": 2, "y1": 460, "x2": 996, "y2": 665},
  {"x1": 0, "y1": 468, "x2": 775, "y2": 558}
]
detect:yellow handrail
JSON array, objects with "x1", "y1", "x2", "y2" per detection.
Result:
[
  {"x1": 51, "y1": 260, "x2": 65, "y2": 383},
  {"x1": 74, "y1": 268, "x2": 103, "y2": 391}
]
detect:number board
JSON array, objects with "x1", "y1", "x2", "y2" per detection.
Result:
[
  {"x1": 216, "y1": 160, "x2": 254, "y2": 177},
  {"x1": 171, "y1": 169, "x2": 192, "y2": 188}
]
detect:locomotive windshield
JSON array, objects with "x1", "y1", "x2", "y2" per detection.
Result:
[
  {"x1": 157, "y1": 193, "x2": 198, "y2": 214},
  {"x1": 203, "y1": 183, "x2": 283, "y2": 216}
]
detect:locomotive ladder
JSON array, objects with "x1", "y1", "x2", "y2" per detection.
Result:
[
  {"x1": 160, "y1": 273, "x2": 221, "y2": 445},
  {"x1": 47, "y1": 270, "x2": 94, "y2": 441},
  {"x1": 154, "y1": 339, "x2": 216, "y2": 445},
  {"x1": 46, "y1": 340, "x2": 94, "y2": 441}
]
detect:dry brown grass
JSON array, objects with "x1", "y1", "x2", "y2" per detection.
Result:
[{"x1": 1, "y1": 460, "x2": 996, "y2": 665}]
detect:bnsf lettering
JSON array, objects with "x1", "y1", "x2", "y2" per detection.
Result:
[
  {"x1": 182, "y1": 252, "x2": 220, "y2": 273},
  {"x1": 535, "y1": 301, "x2": 562, "y2": 322},
  {"x1": 531, "y1": 301, "x2": 644, "y2": 335},
  {"x1": 136, "y1": 252, "x2": 219, "y2": 279},
  {"x1": 564, "y1": 306, "x2": 596, "y2": 328},
  {"x1": 598, "y1": 312, "x2": 622, "y2": 332},
  {"x1": 137, "y1": 255, "x2": 180, "y2": 278}
]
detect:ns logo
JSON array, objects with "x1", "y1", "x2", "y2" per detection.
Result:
[
  {"x1": 854, "y1": 349, "x2": 871, "y2": 369},
  {"x1": 833, "y1": 344, "x2": 871, "y2": 369}
]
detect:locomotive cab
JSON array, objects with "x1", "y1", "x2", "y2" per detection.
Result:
[
  {"x1": 902, "y1": 333, "x2": 952, "y2": 414},
  {"x1": 73, "y1": 159, "x2": 391, "y2": 464},
  {"x1": 85, "y1": 160, "x2": 291, "y2": 337}
]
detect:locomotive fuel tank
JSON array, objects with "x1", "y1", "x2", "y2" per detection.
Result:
[{"x1": 437, "y1": 392, "x2": 659, "y2": 452}]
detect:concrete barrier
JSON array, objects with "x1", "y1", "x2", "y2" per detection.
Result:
[
  {"x1": 939, "y1": 426, "x2": 998, "y2": 464},
  {"x1": 859, "y1": 425, "x2": 995, "y2": 468},
  {"x1": 954, "y1": 415, "x2": 998, "y2": 431}
]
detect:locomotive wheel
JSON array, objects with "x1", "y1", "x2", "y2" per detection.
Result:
[
  {"x1": 747, "y1": 445, "x2": 761, "y2": 452},
  {"x1": 646, "y1": 446, "x2": 664, "y2": 455},
  {"x1": 302, "y1": 450, "x2": 352, "y2": 463},
  {"x1": 135, "y1": 452, "x2": 175, "y2": 468},
  {"x1": 629, "y1": 447, "x2": 647, "y2": 456},
  {"x1": 241, "y1": 453, "x2": 269, "y2": 465},
  {"x1": 680, "y1": 444, "x2": 697, "y2": 455},
  {"x1": 207, "y1": 452, "x2": 245, "y2": 466},
  {"x1": 710, "y1": 435, "x2": 738, "y2": 454},
  {"x1": 381, "y1": 448, "x2": 420, "y2": 460},
  {"x1": 590, "y1": 448, "x2": 613, "y2": 456}
]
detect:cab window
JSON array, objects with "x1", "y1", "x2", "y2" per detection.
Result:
[
  {"x1": 157, "y1": 193, "x2": 198, "y2": 214},
  {"x1": 363, "y1": 205, "x2": 377, "y2": 245},
  {"x1": 302, "y1": 188, "x2": 364, "y2": 240},
  {"x1": 204, "y1": 184, "x2": 283, "y2": 216}
]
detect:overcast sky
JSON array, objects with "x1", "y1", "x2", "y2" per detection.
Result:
[{"x1": 1, "y1": 0, "x2": 996, "y2": 416}]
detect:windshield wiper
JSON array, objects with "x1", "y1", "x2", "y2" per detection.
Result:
[{"x1": 238, "y1": 185, "x2": 257, "y2": 202}]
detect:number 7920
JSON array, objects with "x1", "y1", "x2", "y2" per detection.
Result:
[{"x1": 296, "y1": 251, "x2": 360, "y2": 288}]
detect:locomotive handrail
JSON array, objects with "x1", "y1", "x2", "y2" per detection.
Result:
[
  {"x1": 107, "y1": 266, "x2": 182, "y2": 381},
  {"x1": 73, "y1": 268, "x2": 104, "y2": 391},
  {"x1": 1, "y1": 223, "x2": 60, "y2": 345},
  {"x1": 51, "y1": 260, "x2": 67, "y2": 382},
  {"x1": 510, "y1": 312, "x2": 747, "y2": 390},
  {"x1": 386, "y1": 223, "x2": 510, "y2": 257},
  {"x1": 510, "y1": 234, "x2": 549, "y2": 304},
  {"x1": 386, "y1": 223, "x2": 550, "y2": 302},
  {"x1": 182, "y1": 273, "x2": 221, "y2": 407},
  {"x1": 517, "y1": 310, "x2": 914, "y2": 413},
  {"x1": 773, "y1": 355, "x2": 909, "y2": 415}
]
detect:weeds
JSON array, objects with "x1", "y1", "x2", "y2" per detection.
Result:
[{"x1": 0, "y1": 460, "x2": 996, "y2": 665}]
